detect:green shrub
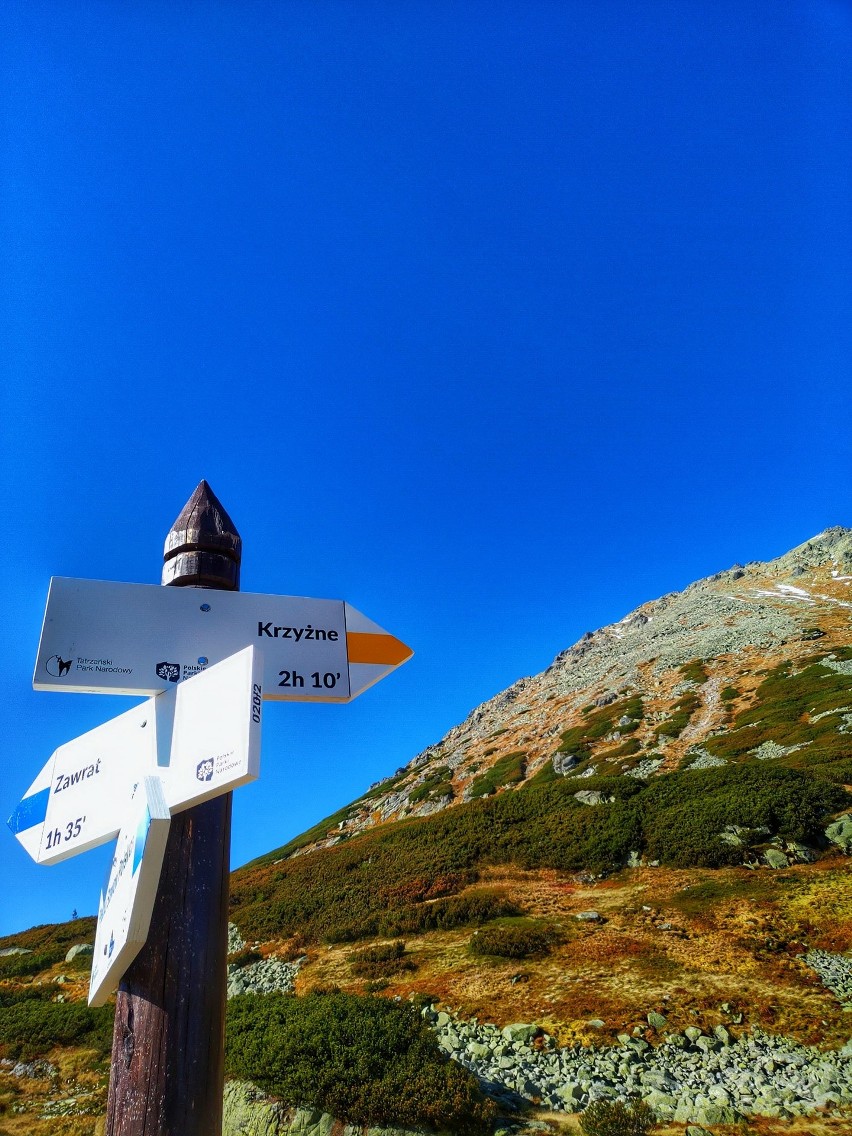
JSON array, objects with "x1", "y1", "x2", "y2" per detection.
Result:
[
  {"x1": 0, "y1": 950, "x2": 65, "y2": 978},
  {"x1": 230, "y1": 763, "x2": 849, "y2": 942},
  {"x1": 0, "y1": 917, "x2": 97, "y2": 959},
  {"x1": 0, "y1": 998, "x2": 114, "y2": 1061},
  {"x1": 679, "y1": 660, "x2": 708, "y2": 685},
  {"x1": 469, "y1": 923, "x2": 557, "y2": 959},
  {"x1": 378, "y1": 889, "x2": 523, "y2": 939},
  {"x1": 349, "y1": 941, "x2": 416, "y2": 978},
  {"x1": 468, "y1": 752, "x2": 526, "y2": 798},
  {"x1": 703, "y1": 658, "x2": 852, "y2": 764},
  {"x1": 557, "y1": 697, "x2": 644, "y2": 757},
  {"x1": 654, "y1": 692, "x2": 700, "y2": 740},
  {"x1": 350, "y1": 940, "x2": 406, "y2": 964},
  {"x1": 228, "y1": 947, "x2": 263, "y2": 970},
  {"x1": 225, "y1": 992, "x2": 495, "y2": 1133},
  {"x1": 580, "y1": 1099, "x2": 655, "y2": 1136},
  {"x1": 720, "y1": 685, "x2": 739, "y2": 702},
  {"x1": 641, "y1": 764, "x2": 847, "y2": 868},
  {"x1": 600, "y1": 738, "x2": 641, "y2": 760},
  {"x1": 409, "y1": 769, "x2": 455, "y2": 805}
]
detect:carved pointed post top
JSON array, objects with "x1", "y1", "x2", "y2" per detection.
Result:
[{"x1": 162, "y1": 480, "x2": 242, "y2": 589}]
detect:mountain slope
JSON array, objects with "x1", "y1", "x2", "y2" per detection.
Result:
[
  {"x1": 253, "y1": 526, "x2": 852, "y2": 860},
  {"x1": 3, "y1": 528, "x2": 852, "y2": 1135}
]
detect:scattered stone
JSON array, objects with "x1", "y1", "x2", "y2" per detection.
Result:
[
  {"x1": 688, "y1": 752, "x2": 727, "y2": 770},
  {"x1": 625, "y1": 758, "x2": 664, "y2": 779},
  {"x1": 0, "y1": 947, "x2": 32, "y2": 956},
  {"x1": 575, "y1": 911, "x2": 602, "y2": 922},
  {"x1": 826, "y1": 814, "x2": 852, "y2": 854},
  {"x1": 553, "y1": 753, "x2": 579, "y2": 775},
  {"x1": 65, "y1": 944, "x2": 93, "y2": 962},
  {"x1": 647, "y1": 1012, "x2": 667, "y2": 1030},
  {"x1": 501, "y1": 1023, "x2": 538, "y2": 1044},
  {"x1": 573, "y1": 791, "x2": 610, "y2": 806},
  {"x1": 227, "y1": 956, "x2": 303, "y2": 998},
  {"x1": 803, "y1": 949, "x2": 852, "y2": 1004},
  {"x1": 0, "y1": 1058, "x2": 56, "y2": 1079},
  {"x1": 419, "y1": 1006, "x2": 852, "y2": 1124},
  {"x1": 228, "y1": 923, "x2": 246, "y2": 954},
  {"x1": 752, "y1": 740, "x2": 801, "y2": 761},
  {"x1": 763, "y1": 848, "x2": 789, "y2": 869}
]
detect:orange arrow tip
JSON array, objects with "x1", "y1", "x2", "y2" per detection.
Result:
[{"x1": 346, "y1": 632, "x2": 413, "y2": 667}]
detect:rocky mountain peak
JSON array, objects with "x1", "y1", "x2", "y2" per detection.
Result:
[{"x1": 288, "y1": 529, "x2": 852, "y2": 853}]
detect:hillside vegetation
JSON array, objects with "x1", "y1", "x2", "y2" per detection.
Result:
[
  {"x1": 3, "y1": 528, "x2": 852, "y2": 1135},
  {"x1": 230, "y1": 762, "x2": 849, "y2": 944}
]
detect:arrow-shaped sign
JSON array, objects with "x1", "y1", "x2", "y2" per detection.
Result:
[
  {"x1": 34, "y1": 577, "x2": 412, "y2": 702},
  {"x1": 7, "y1": 700, "x2": 158, "y2": 865},
  {"x1": 9, "y1": 646, "x2": 262, "y2": 865},
  {"x1": 88, "y1": 776, "x2": 170, "y2": 1007}
]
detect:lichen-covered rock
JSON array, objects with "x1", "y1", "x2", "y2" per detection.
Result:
[
  {"x1": 222, "y1": 1082, "x2": 436, "y2": 1136},
  {"x1": 223, "y1": 1081, "x2": 287, "y2": 1136},
  {"x1": 763, "y1": 848, "x2": 789, "y2": 869},
  {"x1": 826, "y1": 814, "x2": 852, "y2": 853},
  {"x1": 228, "y1": 923, "x2": 247, "y2": 954},
  {"x1": 65, "y1": 943, "x2": 93, "y2": 962},
  {"x1": 574, "y1": 790, "x2": 610, "y2": 806}
]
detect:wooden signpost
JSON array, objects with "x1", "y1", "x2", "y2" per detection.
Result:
[
  {"x1": 8, "y1": 481, "x2": 413, "y2": 1136},
  {"x1": 106, "y1": 481, "x2": 242, "y2": 1136}
]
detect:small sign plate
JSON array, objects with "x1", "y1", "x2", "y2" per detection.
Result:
[
  {"x1": 88, "y1": 777, "x2": 170, "y2": 1007},
  {"x1": 162, "y1": 645, "x2": 262, "y2": 814}
]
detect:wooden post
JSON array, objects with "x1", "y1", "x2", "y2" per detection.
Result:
[{"x1": 105, "y1": 481, "x2": 241, "y2": 1136}]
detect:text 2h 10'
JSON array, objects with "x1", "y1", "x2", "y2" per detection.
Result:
[{"x1": 278, "y1": 670, "x2": 341, "y2": 689}]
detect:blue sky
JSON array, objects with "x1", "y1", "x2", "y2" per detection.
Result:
[{"x1": 1, "y1": 1, "x2": 850, "y2": 936}]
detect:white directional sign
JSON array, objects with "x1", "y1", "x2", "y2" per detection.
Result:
[
  {"x1": 88, "y1": 777, "x2": 170, "y2": 1007},
  {"x1": 34, "y1": 578, "x2": 412, "y2": 702},
  {"x1": 162, "y1": 645, "x2": 262, "y2": 814},
  {"x1": 9, "y1": 646, "x2": 262, "y2": 864},
  {"x1": 7, "y1": 701, "x2": 160, "y2": 865}
]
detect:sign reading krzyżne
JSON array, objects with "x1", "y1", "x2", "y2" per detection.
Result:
[{"x1": 34, "y1": 578, "x2": 411, "y2": 702}]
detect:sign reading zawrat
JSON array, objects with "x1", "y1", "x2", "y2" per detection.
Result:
[
  {"x1": 33, "y1": 578, "x2": 412, "y2": 702},
  {"x1": 8, "y1": 646, "x2": 263, "y2": 864},
  {"x1": 7, "y1": 700, "x2": 159, "y2": 865}
]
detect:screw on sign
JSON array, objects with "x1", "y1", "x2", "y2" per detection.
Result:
[{"x1": 11, "y1": 481, "x2": 412, "y2": 1136}]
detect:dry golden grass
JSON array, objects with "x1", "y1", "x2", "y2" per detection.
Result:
[{"x1": 286, "y1": 858, "x2": 852, "y2": 1050}]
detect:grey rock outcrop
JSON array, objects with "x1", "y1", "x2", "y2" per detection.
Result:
[
  {"x1": 227, "y1": 957, "x2": 304, "y2": 998},
  {"x1": 65, "y1": 943, "x2": 93, "y2": 962},
  {"x1": 826, "y1": 814, "x2": 852, "y2": 854}
]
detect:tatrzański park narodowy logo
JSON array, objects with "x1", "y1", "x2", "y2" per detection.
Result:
[
  {"x1": 45, "y1": 654, "x2": 73, "y2": 678},
  {"x1": 196, "y1": 759, "x2": 214, "y2": 782}
]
